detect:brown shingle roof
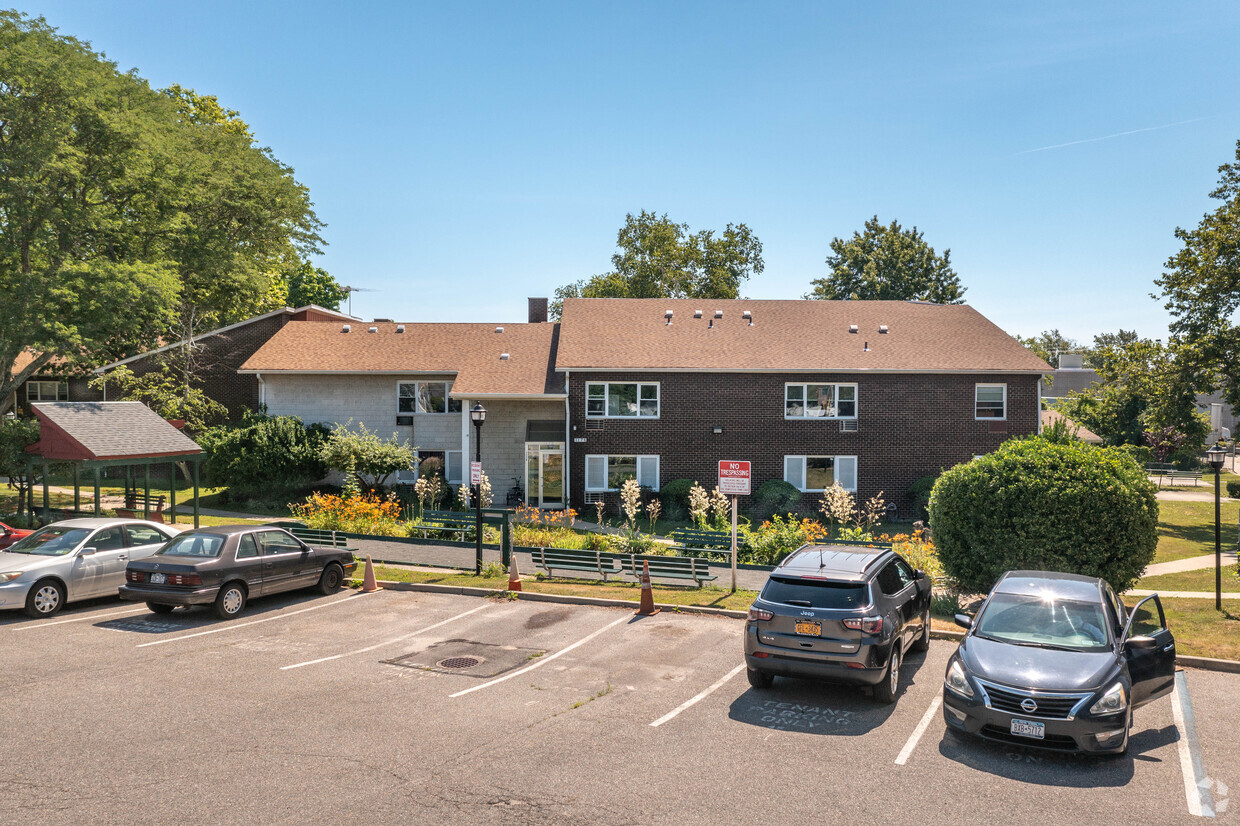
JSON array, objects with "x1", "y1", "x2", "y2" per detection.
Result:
[
  {"x1": 555, "y1": 299, "x2": 1051, "y2": 373},
  {"x1": 239, "y1": 322, "x2": 563, "y2": 397}
]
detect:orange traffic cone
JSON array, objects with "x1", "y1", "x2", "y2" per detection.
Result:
[
  {"x1": 362, "y1": 554, "x2": 382, "y2": 593},
  {"x1": 508, "y1": 555, "x2": 522, "y2": 592},
  {"x1": 635, "y1": 559, "x2": 659, "y2": 616}
]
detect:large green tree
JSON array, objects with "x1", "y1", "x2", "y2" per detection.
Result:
[
  {"x1": 807, "y1": 216, "x2": 965, "y2": 303},
  {"x1": 551, "y1": 211, "x2": 763, "y2": 318},
  {"x1": 0, "y1": 11, "x2": 183, "y2": 412},
  {"x1": 1014, "y1": 329, "x2": 1084, "y2": 367},
  {"x1": 278, "y1": 260, "x2": 349, "y2": 311},
  {"x1": 1156, "y1": 139, "x2": 1240, "y2": 413}
]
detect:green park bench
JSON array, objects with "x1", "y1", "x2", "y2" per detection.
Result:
[
  {"x1": 117, "y1": 492, "x2": 166, "y2": 522},
  {"x1": 621, "y1": 553, "x2": 718, "y2": 587},
  {"x1": 1161, "y1": 470, "x2": 1203, "y2": 487},
  {"x1": 670, "y1": 528, "x2": 750, "y2": 550},
  {"x1": 529, "y1": 546, "x2": 623, "y2": 580},
  {"x1": 413, "y1": 509, "x2": 479, "y2": 540},
  {"x1": 287, "y1": 527, "x2": 358, "y2": 550}
]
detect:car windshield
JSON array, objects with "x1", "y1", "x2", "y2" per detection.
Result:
[
  {"x1": 158, "y1": 533, "x2": 226, "y2": 558},
  {"x1": 974, "y1": 592, "x2": 1111, "y2": 652},
  {"x1": 761, "y1": 576, "x2": 868, "y2": 610},
  {"x1": 5, "y1": 527, "x2": 91, "y2": 556}
]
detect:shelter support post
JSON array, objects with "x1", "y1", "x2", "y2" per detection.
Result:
[
  {"x1": 41, "y1": 460, "x2": 49, "y2": 523},
  {"x1": 93, "y1": 466, "x2": 101, "y2": 517},
  {"x1": 192, "y1": 460, "x2": 200, "y2": 529},
  {"x1": 169, "y1": 463, "x2": 176, "y2": 525},
  {"x1": 143, "y1": 463, "x2": 151, "y2": 520},
  {"x1": 73, "y1": 464, "x2": 80, "y2": 513}
]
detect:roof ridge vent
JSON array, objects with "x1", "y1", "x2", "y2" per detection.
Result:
[
  {"x1": 714, "y1": 310, "x2": 723, "y2": 318},
  {"x1": 368, "y1": 326, "x2": 378, "y2": 333},
  {"x1": 878, "y1": 325, "x2": 888, "y2": 334},
  {"x1": 341, "y1": 324, "x2": 351, "y2": 333},
  {"x1": 495, "y1": 326, "x2": 504, "y2": 333},
  {"x1": 849, "y1": 324, "x2": 858, "y2": 333},
  {"x1": 396, "y1": 325, "x2": 405, "y2": 333},
  {"x1": 694, "y1": 310, "x2": 703, "y2": 318},
  {"x1": 500, "y1": 352, "x2": 510, "y2": 360}
]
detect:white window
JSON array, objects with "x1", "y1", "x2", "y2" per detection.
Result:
[
  {"x1": 584, "y1": 454, "x2": 660, "y2": 491},
  {"x1": 783, "y1": 455, "x2": 857, "y2": 492},
  {"x1": 446, "y1": 451, "x2": 463, "y2": 484},
  {"x1": 785, "y1": 383, "x2": 857, "y2": 419},
  {"x1": 27, "y1": 381, "x2": 67, "y2": 402},
  {"x1": 585, "y1": 382, "x2": 659, "y2": 418},
  {"x1": 975, "y1": 384, "x2": 1006, "y2": 420},
  {"x1": 398, "y1": 381, "x2": 462, "y2": 414}
]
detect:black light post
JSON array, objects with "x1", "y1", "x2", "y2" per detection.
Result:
[
  {"x1": 1207, "y1": 445, "x2": 1226, "y2": 611},
  {"x1": 470, "y1": 403, "x2": 487, "y2": 575}
]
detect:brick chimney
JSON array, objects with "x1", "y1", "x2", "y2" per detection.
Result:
[{"x1": 528, "y1": 297, "x2": 549, "y2": 323}]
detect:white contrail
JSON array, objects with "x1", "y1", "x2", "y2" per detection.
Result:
[{"x1": 1014, "y1": 117, "x2": 1209, "y2": 155}]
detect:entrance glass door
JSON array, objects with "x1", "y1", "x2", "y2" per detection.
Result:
[{"x1": 525, "y1": 442, "x2": 565, "y2": 509}]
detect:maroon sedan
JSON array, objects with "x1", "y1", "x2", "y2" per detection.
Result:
[{"x1": 0, "y1": 521, "x2": 34, "y2": 551}]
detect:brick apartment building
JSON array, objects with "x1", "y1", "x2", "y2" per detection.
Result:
[{"x1": 241, "y1": 297, "x2": 1048, "y2": 516}]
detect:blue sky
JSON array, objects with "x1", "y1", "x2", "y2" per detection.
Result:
[{"x1": 27, "y1": 1, "x2": 1240, "y2": 342}]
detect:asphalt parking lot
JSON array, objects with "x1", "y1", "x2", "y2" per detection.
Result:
[{"x1": 1, "y1": 588, "x2": 1236, "y2": 825}]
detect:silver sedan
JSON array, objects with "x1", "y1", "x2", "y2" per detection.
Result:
[{"x1": 0, "y1": 518, "x2": 176, "y2": 618}]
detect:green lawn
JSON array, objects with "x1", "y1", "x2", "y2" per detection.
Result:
[
  {"x1": 1153, "y1": 498, "x2": 1239, "y2": 564},
  {"x1": 1138, "y1": 566, "x2": 1240, "y2": 593},
  {"x1": 1161, "y1": 597, "x2": 1240, "y2": 660}
]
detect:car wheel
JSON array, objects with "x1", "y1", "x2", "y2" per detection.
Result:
[
  {"x1": 213, "y1": 582, "x2": 247, "y2": 620},
  {"x1": 746, "y1": 667, "x2": 774, "y2": 689},
  {"x1": 317, "y1": 563, "x2": 344, "y2": 595},
  {"x1": 24, "y1": 579, "x2": 65, "y2": 619},
  {"x1": 874, "y1": 646, "x2": 901, "y2": 704},
  {"x1": 913, "y1": 608, "x2": 931, "y2": 652},
  {"x1": 146, "y1": 602, "x2": 175, "y2": 614}
]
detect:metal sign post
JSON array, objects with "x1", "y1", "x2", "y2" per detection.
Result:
[{"x1": 718, "y1": 461, "x2": 751, "y2": 594}]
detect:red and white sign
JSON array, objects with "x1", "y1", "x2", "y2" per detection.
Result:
[
  {"x1": 717, "y1": 460, "x2": 751, "y2": 495},
  {"x1": 470, "y1": 461, "x2": 483, "y2": 485}
]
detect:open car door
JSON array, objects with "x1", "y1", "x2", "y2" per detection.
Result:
[{"x1": 1122, "y1": 594, "x2": 1176, "y2": 708}]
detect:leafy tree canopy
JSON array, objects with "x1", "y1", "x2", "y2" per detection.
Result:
[
  {"x1": 88, "y1": 364, "x2": 227, "y2": 433},
  {"x1": 1156, "y1": 139, "x2": 1240, "y2": 413},
  {"x1": 320, "y1": 421, "x2": 415, "y2": 492},
  {"x1": 276, "y1": 261, "x2": 349, "y2": 311},
  {"x1": 551, "y1": 211, "x2": 763, "y2": 318},
  {"x1": 806, "y1": 216, "x2": 965, "y2": 304}
]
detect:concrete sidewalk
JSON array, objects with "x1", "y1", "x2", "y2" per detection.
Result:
[{"x1": 1144, "y1": 550, "x2": 1238, "y2": 577}]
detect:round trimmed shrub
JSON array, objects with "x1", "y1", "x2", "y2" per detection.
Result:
[
  {"x1": 751, "y1": 479, "x2": 802, "y2": 522},
  {"x1": 1227, "y1": 480, "x2": 1240, "y2": 499},
  {"x1": 928, "y1": 438, "x2": 1158, "y2": 594},
  {"x1": 201, "y1": 412, "x2": 330, "y2": 501}
]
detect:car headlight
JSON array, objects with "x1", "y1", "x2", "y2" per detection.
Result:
[
  {"x1": 945, "y1": 659, "x2": 974, "y2": 698},
  {"x1": 0, "y1": 572, "x2": 23, "y2": 584},
  {"x1": 1089, "y1": 682, "x2": 1127, "y2": 716}
]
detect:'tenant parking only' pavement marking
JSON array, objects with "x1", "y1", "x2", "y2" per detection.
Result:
[
  {"x1": 450, "y1": 613, "x2": 630, "y2": 698},
  {"x1": 135, "y1": 592, "x2": 364, "y2": 648},
  {"x1": 649, "y1": 664, "x2": 745, "y2": 727},
  {"x1": 280, "y1": 603, "x2": 491, "y2": 670},
  {"x1": 894, "y1": 695, "x2": 942, "y2": 765},
  {"x1": 1172, "y1": 671, "x2": 1216, "y2": 818},
  {"x1": 9, "y1": 605, "x2": 148, "y2": 631}
]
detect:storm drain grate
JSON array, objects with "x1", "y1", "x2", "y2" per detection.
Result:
[{"x1": 437, "y1": 656, "x2": 483, "y2": 670}]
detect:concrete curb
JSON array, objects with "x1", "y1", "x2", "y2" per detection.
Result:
[{"x1": 372, "y1": 580, "x2": 749, "y2": 619}]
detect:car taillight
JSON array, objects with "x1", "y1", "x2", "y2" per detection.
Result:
[
  {"x1": 167, "y1": 574, "x2": 202, "y2": 586},
  {"x1": 126, "y1": 570, "x2": 146, "y2": 583},
  {"x1": 842, "y1": 617, "x2": 883, "y2": 634},
  {"x1": 748, "y1": 607, "x2": 773, "y2": 622}
]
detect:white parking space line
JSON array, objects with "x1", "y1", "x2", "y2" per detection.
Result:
[
  {"x1": 136, "y1": 592, "x2": 364, "y2": 648},
  {"x1": 10, "y1": 606, "x2": 148, "y2": 631},
  {"x1": 1172, "y1": 671, "x2": 1216, "y2": 818},
  {"x1": 280, "y1": 604, "x2": 491, "y2": 670},
  {"x1": 451, "y1": 613, "x2": 630, "y2": 698},
  {"x1": 894, "y1": 695, "x2": 942, "y2": 765},
  {"x1": 649, "y1": 664, "x2": 745, "y2": 728}
]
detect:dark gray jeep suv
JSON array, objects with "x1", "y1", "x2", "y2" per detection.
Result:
[{"x1": 744, "y1": 543, "x2": 933, "y2": 703}]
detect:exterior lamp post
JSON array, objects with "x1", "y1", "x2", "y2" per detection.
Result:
[
  {"x1": 1207, "y1": 445, "x2": 1226, "y2": 611},
  {"x1": 470, "y1": 403, "x2": 487, "y2": 575}
]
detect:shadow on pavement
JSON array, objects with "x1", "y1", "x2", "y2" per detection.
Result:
[{"x1": 95, "y1": 590, "x2": 346, "y2": 634}]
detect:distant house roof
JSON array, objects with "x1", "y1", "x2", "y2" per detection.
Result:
[
  {"x1": 554, "y1": 299, "x2": 1052, "y2": 373},
  {"x1": 239, "y1": 321, "x2": 564, "y2": 398},
  {"x1": 94, "y1": 305, "x2": 356, "y2": 374},
  {"x1": 27, "y1": 402, "x2": 203, "y2": 462},
  {"x1": 1041, "y1": 409, "x2": 1103, "y2": 444}
]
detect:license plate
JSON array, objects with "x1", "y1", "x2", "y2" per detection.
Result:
[
  {"x1": 1010, "y1": 719, "x2": 1045, "y2": 740},
  {"x1": 794, "y1": 620, "x2": 821, "y2": 636},
  {"x1": 150, "y1": 572, "x2": 166, "y2": 585}
]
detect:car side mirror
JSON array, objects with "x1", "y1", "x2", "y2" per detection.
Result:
[
  {"x1": 1125, "y1": 635, "x2": 1158, "y2": 650},
  {"x1": 78, "y1": 546, "x2": 97, "y2": 556},
  {"x1": 954, "y1": 613, "x2": 973, "y2": 630},
  {"x1": 915, "y1": 569, "x2": 927, "y2": 580}
]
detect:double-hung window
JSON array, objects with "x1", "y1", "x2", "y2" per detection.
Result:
[
  {"x1": 974, "y1": 384, "x2": 1006, "y2": 420},
  {"x1": 783, "y1": 455, "x2": 857, "y2": 492},
  {"x1": 785, "y1": 383, "x2": 857, "y2": 419},
  {"x1": 584, "y1": 454, "x2": 660, "y2": 491},
  {"x1": 397, "y1": 381, "x2": 462, "y2": 414},
  {"x1": 26, "y1": 381, "x2": 68, "y2": 402},
  {"x1": 586, "y1": 382, "x2": 659, "y2": 418}
]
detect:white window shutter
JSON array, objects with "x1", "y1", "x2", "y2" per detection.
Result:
[
  {"x1": 837, "y1": 456, "x2": 857, "y2": 492},
  {"x1": 784, "y1": 456, "x2": 804, "y2": 491},
  {"x1": 637, "y1": 455, "x2": 660, "y2": 491},
  {"x1": 585, "y1": 456, "x2": 607, "y2": 491},
  {"x1": 446, "y1": 451, "x2": 463, "y2": 484}
]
